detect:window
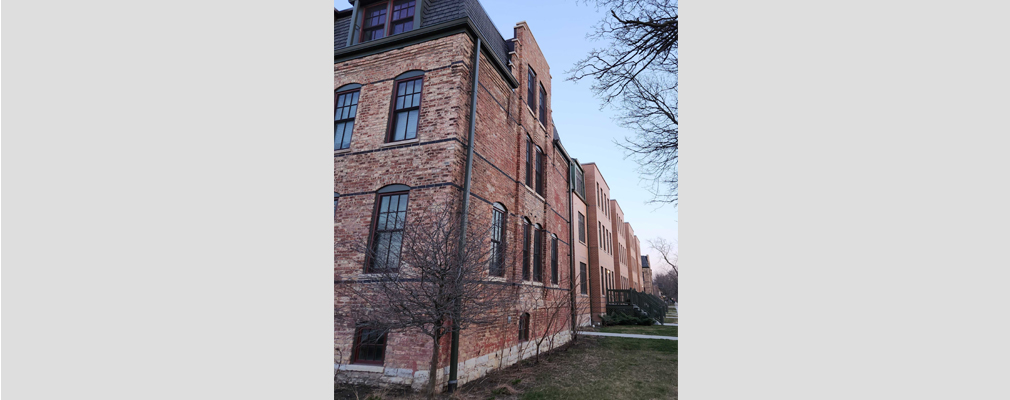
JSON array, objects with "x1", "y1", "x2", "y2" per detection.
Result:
[
  {"x1": 522, "y1": 220, "x2": 531, "y2": 281},
  {"x1": 574, "y1": 167, "x2": 585, "y2": 198},
  {"x1": 525, "y1": 139, "x2": 533, "y2": 187},
  {"x1": 527, "y1": 67, "x2": 537, "y2": 111},
  {"x1": 580, "y1": 263, "x2": 588, "y2": 294},
  {"x1": 360, "y1": 3, "x2": 388, "y2": 42},
  {"x1": 603, "y1": 227, "x2": 607, "y2": 252},
  {"x1": 334, "y1": 192, "x2": 340, "y2": 219},
  {"x1": 358, "y1": 0, "x2": 416, "y2": 43},
  {"x1": 602, "y1": 227, "x2": 607, "y2": 253},
  {"x1": 532, "y1": 225, "x2": 543, "y2": 282},
  {"x1": 389, "y1": 0, "x2": 415, "y2": 34},
  {"x1": 368, "y1": 190, "x2": 409, "y2": 272},
  {"x1": 389, "y1": 77, "x2": 423, "y2": 142},
  {"x1": 490, "y1": 204, "x2": 507, "y2": 277},
  {"x1": 518, "y1": 313, "x2": 530, "y2": 342},
  {"x1": 334, "y1": 90, "x2": 359, "y2": 150},
  {"x1": 578, "y1": 212, "x2": 585, "y2": 243},
  {"x1": 352, "y1": 327, "x2": 388, "y2": 364},
  {"x1": 550, "y1": 235, "x2": 558, "y2": 284},
  {"x1": 598, "y1": 222, "x2": 602, "y2": 248},
  {"x1": 538, "y1": 84, "x2": 547, "y2": 122},
  {"x1": 534, "y1": 146, "x2": 545, "y2": 196}
]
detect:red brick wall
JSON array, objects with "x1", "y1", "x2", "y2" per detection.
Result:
[{"x1": 336, "y1": 25, "x2": 575, "y2": 387}]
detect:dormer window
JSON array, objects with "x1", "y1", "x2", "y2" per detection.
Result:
[
  {"x1": 361, "y1": 4, "x2": 388, "y2": 42},
  {"x1": 359, "y1": 0, "x2": 417, "y2": 43},
  {"x1": 390, "y1": 0, "x2": 416, "y2": 34}
]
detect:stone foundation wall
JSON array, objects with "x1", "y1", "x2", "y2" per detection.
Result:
[{"x1": 335, "y1": 330, "x2": 573, "y2": 391}]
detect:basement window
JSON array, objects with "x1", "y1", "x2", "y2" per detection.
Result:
[{"x1": 352, "y1": 327, "x2": 388, "y2": 365}]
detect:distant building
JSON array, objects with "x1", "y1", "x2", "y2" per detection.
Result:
[{"x1": 642, "y1": 255, "x2": 658, "y2": 297}]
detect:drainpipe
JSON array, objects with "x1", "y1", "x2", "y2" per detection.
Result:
[
  {"x1": 448, "y1": 35, "x2": 481, "y2": 394},
  {"x1": 567, "y1": 161, "x2": 577, "y2": 336}
]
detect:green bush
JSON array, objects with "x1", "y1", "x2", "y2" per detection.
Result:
[{"x1": 601, "y1": 312, "x2": 655, "y2": 326}]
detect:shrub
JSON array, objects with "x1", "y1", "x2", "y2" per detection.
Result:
[{"x1": 601, "y1": 312, "x2": 654, "y2": 326}]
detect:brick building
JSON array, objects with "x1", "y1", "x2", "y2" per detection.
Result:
[
  {"x1": 642, "y1": 255, "x2": 658, "y2": 296},
  {"x1": 334, "y1": 0, "x2": 645, "y2": 391},
  {"x1": 334, "y1": 0, "x2": 588, "y2": 390},
  {"x1": 625, "y1": 222, "x2": 642, "y2": 291},
  {"x1": 570, "y1": 159, "x2": 592, "y2": 326},
  {"x1": 581, "y1": 163, "x2": 612, "y2": 322}
]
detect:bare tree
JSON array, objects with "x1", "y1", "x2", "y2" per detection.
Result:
[
  {"x1": 528, "y1": 286, "x2": 573, "y2": 364},
  {"x1": 569, "y1": 0, "x2": 679, "y2": 204},
  {"x1": 338, "y1": 198, "x2": 520, "y2": 397},
  {"x1": 648, "y1": 237, "x2": 678, "y2": 301}
]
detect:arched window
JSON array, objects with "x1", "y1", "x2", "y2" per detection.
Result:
[
  {"x1": 388, "y1": 71, "x2": 424, "y2": 143},
  {"x1": 367, "y1": 184, "x2": 410, "y2": 272},
  {"x1": 335, "y1": 85, "x2": 361, "y2": 150},
  {"x1": 490, "y1": 203, "x2": 507, "y2": 277},
  {"x1": 518, "y1": 313, "x2": 530, "y2": 342},
  {"x1": 521, "y1": 218, "x2": 532, "y2": 281},
  {"x1": 532, "y1": 224, "x2": 544, "y2": 283}
]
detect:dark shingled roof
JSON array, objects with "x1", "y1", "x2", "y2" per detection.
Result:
[
  {"x1": 334, "y1": 0, "x2": 511, "y2": 76},
  {"x1": 334, "y1": 8, "x2": 352, "y2": 52},
  {"x1": 421, "y1": 0, "x2": 510, "y2": 69},
  {"x1": 642, "y1": 256, "x2": 651, "y2": 268}
]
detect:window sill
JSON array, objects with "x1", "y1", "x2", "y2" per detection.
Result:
[
  {"x1": 382, "y1": 138, "x2": 420, "y2": 148},
  {"x1": 360, "y1": 271, "x2": 398, "y2": 276},
  {"x1": 334, "y1": 148, "x2": 352, "y2": 155},
  {"x1": 487, "y1": 276, "x2": 507, "y2": 282},
  {"x1": 523, "y1": 185, "x2": 546, "y2": 203},
  {"x1": 336, "y1": 364, "x2": 384, "y2": 373}
]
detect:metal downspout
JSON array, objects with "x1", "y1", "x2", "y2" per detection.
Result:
[
  {"x1": 568, "y1": 163, "x2": 577, "y2": 335},
  {"x1": 448, "y1": 35, "x2": 480, "y2": 394}
]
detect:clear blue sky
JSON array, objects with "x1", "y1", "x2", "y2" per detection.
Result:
[{"x1": 335, "y1": 0, "x2": 679, "y2": 275}]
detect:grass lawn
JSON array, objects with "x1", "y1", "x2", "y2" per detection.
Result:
[
  {"x1": 516, "y1": 336, "x2": 677, "y2": 399},
  {"x1": 336, "y1": 335, "x2": 677, "y2": 399},
  {"x1": 597, "y1": 325, "x2": 678, "y2": 337},
  {"x1": 458, "y1": 336, "x2": 677, "y2": 400}
]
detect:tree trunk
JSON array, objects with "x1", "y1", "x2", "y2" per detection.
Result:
[{"x1": 427, "y1": 330, "x2": 442, "y2": 398}]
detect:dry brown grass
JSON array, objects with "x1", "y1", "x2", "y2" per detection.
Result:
[{"x1": 336, "y1": 335, "x2": 677, "y2": 400}]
